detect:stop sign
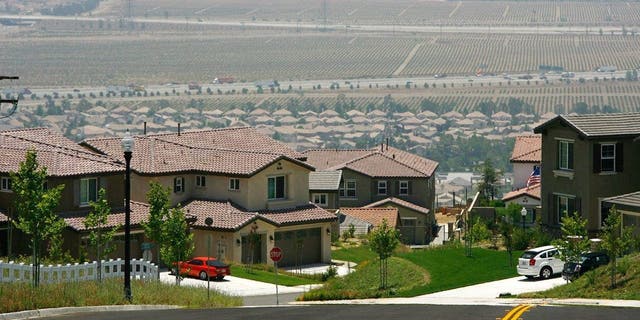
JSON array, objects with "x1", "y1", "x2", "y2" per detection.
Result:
[{"x1": 270, "y1": 247, "x2": 283, "y2": 262}]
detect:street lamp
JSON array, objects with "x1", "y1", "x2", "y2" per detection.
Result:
[
  {"x1": 121, "y1": 129, "x2": 134, "y2": 302},
  {"x1": 520, "y1": 207, "x2": 527, "y2": 231}
]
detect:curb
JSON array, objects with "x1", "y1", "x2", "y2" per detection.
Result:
[{"x1": 0, "y1": 305, "x2": 180, "y2": 320}]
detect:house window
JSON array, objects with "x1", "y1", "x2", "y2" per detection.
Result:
[
  {"x1": 80, "y1": 178, "x2": 98, "y2": 205},
  {"x1": 1, "y1": 177, "x2": 11, "y2": 192},
  {"x1": 267, "y1": 175, "x2": 285, "y2": 200},
  {"x1": 312, "y1": 193, "x2": 328, "y2": 206},
  {"x1": 399, "y1": 181, "x2": 409, "y2": 195},
  {"x1": 196, "y1": 175, "x2": 206, "y2": 188},
  {"x1": 377, "y1": 180, "x2": 387, "y2": 195},
  {"x1": 339, "y1": 179, "x2": 356, "y2": 198},
  {"x1": 555, "y1": 195, "x2": 576, "y2": 224},
  {"x1": 601, "y1": 144, "x2": 615, "y2": 172},
  {"x1": 229, "y1": 178, "x2": 240, "y2": 191},
  {"x1": 558, "y1": 140, "x2": 574, "y2": 170},
  {"x1": 173, "y1": 177, "x2": 185, "y2": 193}
]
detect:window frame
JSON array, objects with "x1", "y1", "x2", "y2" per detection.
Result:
[
  {"x1": 339, "y1": 179, "x2": 357, "y2": 199},
  {"x1": 312, "y1": 193, "x2": 328, "y2": 206},
  {"x1": 80, "y1": 177, "x2": 98, "y2": 206},
  {"x1": 600, "y1": 143, "x2": 615, "y2": 172},
  {"x1": 229, "y1": 178, "x2": 240, "y2": 191},
  {"x1": 558, "y1": 140, "x2": 574, "y2": 170},
  {"x1": 555, "y1": 194, "x2": 576, "y2": 224},
  {"x1": 267, "y1": 175, "x2": 286, "y2": 200},
  {"x1": 377, "y1": 180, "x2": 387, "y2": 195},
  {"x1": 0, "y1": 177, "x2": 11, "y2": 192},
  {"x1": 195, "y1": 175, "x2": 206, "y2": 188},
  {"x1": 399, "y1": 180, "x2": 409, "y2": 196},
  {"x1": 174, "y1": 176, "x2": 185, "y2": 193}
]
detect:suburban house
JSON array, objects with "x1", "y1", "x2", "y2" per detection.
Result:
[
  {"x1": 82, "y1": 127, "x2": 337, "y2": 267},
  {"x1": 302, "y1": 144, "x2": 438, "y2": 244},
  {"x1": 533, "y1": 112, "x2": 640, "y2": 234},
  {"x1": 0, "y1": 128, "x2": 129, "y2": 258},
  {"x1": 309, "y1": 170, "x2": 342, "y2": 210},
  {"x1": 337, "y1": 207, "x2": 398, "y2": 237},
  {"x1": 501, "y1": 134, "x2": 542, "y2": 223}
]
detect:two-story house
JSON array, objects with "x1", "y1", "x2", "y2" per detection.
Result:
[
  {"x1": 533, "y1": 113, "x2": 640, "y2": 234},
  {"x1": 0, "y1": 128, "x2": 128, "y2": 258},
  {"x1": 82, "y1": 127, "x2": 336, "y2": 267},
  {"x1": 501, "y1": 134, "x2": 541, "y2": 224},
  {"x1": 302, "y1": 144, "x2": 439, "y2": 244}
]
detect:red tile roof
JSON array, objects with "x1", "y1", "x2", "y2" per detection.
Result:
[
  {"x1": 501, "y1": 184, "x2": 541, "y2": 201},
  {"x1": 303, "y1": 146, "x2": 438, "y2": 178},
  {"x1": 339, "y1": 207, "x2": 399, "y2": 228},
  {"x1": 510, "y1": 135, "x2": 541, "y2": 163},
  {"x1": 183, "y1": 200, "x2": 337, "y2": 230},
  {"x1": 82, "y1": 127, "x2": 313, "y2": 176},
  {"x1": 63, "y1": 201, "x2": 150, "y2": 231},
  {"x1": 0, "y1": 128, "x2": 124, "y2": 177},
  {"x1": 364, "y1": 197, "x2": 430, "y2": 215}
]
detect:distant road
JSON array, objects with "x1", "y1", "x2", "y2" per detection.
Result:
[
  {"x1": 0, "y1": 14, "x2": 629, "y2": 36},
  {"x1": 17, "y1": 70, "x2": 628, "y2": 100}
]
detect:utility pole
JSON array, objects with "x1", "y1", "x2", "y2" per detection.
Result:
[
  {"x1": 321, "y1": 0, "x2": 328, "y2": 31},
  {"x1": 0, "y1": 76, "x2": 19, "y2": 119}
]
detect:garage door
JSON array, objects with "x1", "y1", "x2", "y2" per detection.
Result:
[{"x1": 274, "y1": 227, "x2": 321, "y2": 267}]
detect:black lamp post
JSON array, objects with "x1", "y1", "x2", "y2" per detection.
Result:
[
  {"x1": 121, "y1": 129, "x2": 134, "y2": 302},
  {"x1": 520, "y1": 207, "x2": 527, "y2": 231}
]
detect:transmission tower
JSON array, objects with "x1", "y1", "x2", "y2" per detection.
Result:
[{"x1": 321, "y1": 0, "x2": 328, "y2": 31}]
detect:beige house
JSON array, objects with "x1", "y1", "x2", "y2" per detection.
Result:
[{"x1": 83, "y1": 127, "x2": 336, "y2": 266}]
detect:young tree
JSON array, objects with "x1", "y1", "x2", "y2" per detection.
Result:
[
  {"x1": 11, "y1": 150, "x2": 65, "y2": 287},
  {"x1": 160, "y1": 206, "x2": 195, "y2": 286},
  {"x1": 143, "y1": 181, "x2": 171, "y2": 264},
  {"x1": 600, "y1": 206, "x2": 634, "y2": 288},
  {"x1": 369, "y1": 219, "x2": 400, "y2": 289},
  {"x1": 477, "y1": 159, "x2": 499, "y2": 204},
  {"x1": 84, "y1": 188, "x2": 119, "y2": 282},
  {"x1": 500, "y1": 217, "x2": 514, "y2": 267},
  {"x1": 552, "y1": 211, "x2": 590, "y2": 267}
]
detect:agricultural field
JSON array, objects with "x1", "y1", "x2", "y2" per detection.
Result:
[
  {"x1": 3, "y1": 29, "x2": 640, "y2": 87},
  {"x1": 85, "y1": 0, "x2": 640, "y2": 27}
]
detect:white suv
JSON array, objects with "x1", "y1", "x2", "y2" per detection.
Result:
[{"x1": 517, "y1": 245, "x2": 565, "y2": 279}]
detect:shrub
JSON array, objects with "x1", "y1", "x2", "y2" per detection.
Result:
[{"x1": 512, "y1": 228, "x2": 532, "y2": 250}]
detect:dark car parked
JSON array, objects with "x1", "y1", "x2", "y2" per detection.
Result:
[{"x1": 562, "y1": 252, "x2": 609, "y2": 281}]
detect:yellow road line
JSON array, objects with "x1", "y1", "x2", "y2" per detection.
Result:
[{"x1": 500, "y1": 304, "x2": 534, "y2": 320}]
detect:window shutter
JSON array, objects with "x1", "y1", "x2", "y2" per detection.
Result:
[
  {"x1": 548, "y1": 193, "x2": 555, "y2": 224},
  {"x1": 408, "y1": 181, "x2": 413, "y2": 195},
  {"x1": 396, "y1": 181, "x2": 400, "y2": 195},
  {"x1": 616, "y1": 142, "x2": 623, "y2": 172},
  {"x1": 73, "y1": 179, "x2": 80, "y2": 206},
  {"x1": 173, "y1": 177, "x2": 178, "y2": 193},
  {"x1": 593, "y1": 143, "x2": 601, "y2": 173},
  {"x1": 568, "y1": 142, "x2": 574, "y2": 169}
]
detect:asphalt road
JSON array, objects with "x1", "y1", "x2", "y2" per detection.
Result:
[{"x1": 35, "y1": 304, "x2": 640, "y2": 320}]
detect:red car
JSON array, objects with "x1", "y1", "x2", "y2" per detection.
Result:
[{"x1": 178, "y1": 257, "x2": 230, "y2": 281}]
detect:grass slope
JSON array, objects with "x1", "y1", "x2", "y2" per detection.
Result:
[
  {"x1": 298, "y1": 256, "x2": 429, "y2": 301},
  {"x1": 398, "y1": 246, "x2": 522, "y2": 296},
  {"x1": 0, "y1": 278, "x2": 242, "y2": 313},
  {"x1": 230, "y1": 264, "x2": 319, "y2": 286},
  {"x1": 520, "y1": 253, "x2": 640, "y2": 300}
]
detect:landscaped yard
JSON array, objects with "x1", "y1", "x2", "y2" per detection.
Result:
[{"x1": 300, "y1": 243, "x2": 522, "y2": 300}]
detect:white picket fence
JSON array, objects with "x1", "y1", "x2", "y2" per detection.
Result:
[{"x1": 0, "y1": 258, "x2": 158, "y2": 284}]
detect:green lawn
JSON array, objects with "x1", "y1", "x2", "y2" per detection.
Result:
[
  {"x1": 331, "y1": 245, "x2": 377, "y2": 264},
  {"x1": 299, "y1": 256, "x2": 429, "y2": 300},
  {"x1": 302, "y1": 243, "x2": 522, "y2": 300},
  {"x1": 230, "y1": 264, "x2": 319, "y2": 286},
  {"x1": 398, "y1": 246, "x2": 522, "y2": 296}
]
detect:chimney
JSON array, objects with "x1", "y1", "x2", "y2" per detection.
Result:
[
  {"x1": 143, "y1": 121, "x2": 147, "y2": 135},
  {"x1": 386, "y1": 138, "x2": 389, "y2": 151},
  {"x1": 178, "y1": 123, "x2": 181, "y2": 136},
  {"x1": 380, "y1": 143, "x2": 383, "y2": 152}
]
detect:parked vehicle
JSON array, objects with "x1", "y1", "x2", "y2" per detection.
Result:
[
  {"x1": 517, "y1": 245, "x2": 564, "y2": 279},
  {"x1": 561, "y1": 252, "x2": 609, "y2": 281},
  {"x1": 177, "y1": 257, "x2": 230, "y2": 281}
]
